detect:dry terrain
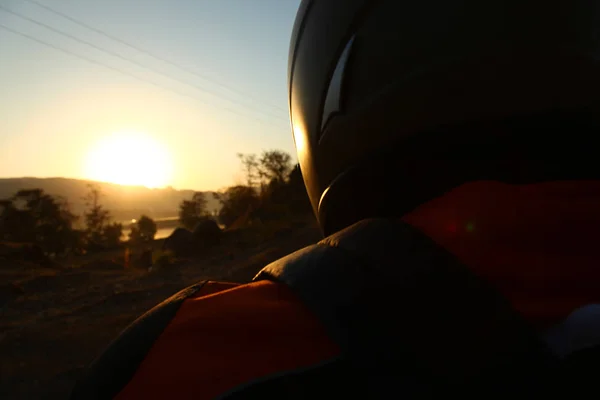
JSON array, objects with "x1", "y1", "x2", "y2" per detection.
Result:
[{"x1": 0, "y1": 219, "x2": 321, "y2": 399}]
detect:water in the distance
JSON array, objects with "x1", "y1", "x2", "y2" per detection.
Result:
[
  {"x1": 120, "y1": 217, "x2": 224, "y2": 241},
  {"x1": 121, "y1": 217, "x2": 179, "y2": 241}
]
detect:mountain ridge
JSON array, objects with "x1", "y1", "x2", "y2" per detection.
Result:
[{"x1": 0, "y1": 177, "x2": 220, "y2": 222}]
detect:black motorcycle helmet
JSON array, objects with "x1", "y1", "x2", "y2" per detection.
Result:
[{"x1": 289, "y1": 0, "x2": 600, "y2": 236}]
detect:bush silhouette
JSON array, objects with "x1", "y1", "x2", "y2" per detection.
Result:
[
  {"x1": 162, "y1": 227, "x2": 194, "y2": 256},
  {"x1": 192, "y1": 218, "x2": 222, "y2": 248}
]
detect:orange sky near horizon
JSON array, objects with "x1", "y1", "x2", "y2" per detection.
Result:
[{"x1": 0, "y1": 0, "x2": 300, "y2": 191}]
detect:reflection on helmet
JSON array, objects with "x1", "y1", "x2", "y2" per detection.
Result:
[{"x1": 288, "y1": 0, "x2": 600, "y2": 236}]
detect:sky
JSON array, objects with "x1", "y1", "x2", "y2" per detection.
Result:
[{"x1": 0, "y1": 0, "x2": 301, "y2": 191}]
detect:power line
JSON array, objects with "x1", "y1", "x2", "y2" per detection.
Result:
[
  {"x1": 0, "y1": 23, "x2": 288, "y2": 129},
  {"x1": 18, "y1": 0, "x2": 289, "y2": 115},
  {"x1": 0, "y1": 4, "x2": 288, "y2": 122}
]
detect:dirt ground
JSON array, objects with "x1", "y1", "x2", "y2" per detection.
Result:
[{"x1": 0, "y1": 221, "x2": 322, "y2": 400}]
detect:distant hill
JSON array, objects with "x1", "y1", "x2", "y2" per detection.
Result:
[{"x1": 0, "y1": 178, "x2": 221, "y2": 223}]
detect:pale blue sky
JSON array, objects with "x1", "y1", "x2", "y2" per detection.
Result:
[{"x1": 0, "y1": 0, "x2": 300, "y2": 190}]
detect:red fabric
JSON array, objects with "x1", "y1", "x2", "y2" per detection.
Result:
[
  {"x1": 115, "y1": 180, "x2": 600, "y2": 398},
  {"x1": 402, "y1": 180, "x2": 600, "y2": 329},
  {"x1": 115, "y1": 280, "x2": 340, "y2": 400}
]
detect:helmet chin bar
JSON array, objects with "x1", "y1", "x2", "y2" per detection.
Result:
[{"x1": 318, "y1": 109, "x2": 600, "y2": 237}]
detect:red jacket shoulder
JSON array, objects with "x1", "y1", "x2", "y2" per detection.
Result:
[{"x1": 72, "y1": 280, "x2": 339, "y2": 400}]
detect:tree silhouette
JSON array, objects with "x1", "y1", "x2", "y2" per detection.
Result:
[
  {"x1": 179, "y1": 192, "x2": 208, "y2": 230},
  {"x1": 212, "y1": 151, "x2": 311, "y2": 229},
  {"x1": 0, "y1": 189, "x2": 79, "y2": 255},
  {"x1": 103, "y1": 222, "x2": 123, "y2": 248},
  {"x1": 131, "y1": 215, "x2": 157, "y2": 242},
  {"x1": 217, "y1": 185, "x2": 259, "y2": 228},
  {"x1": 83, "y1": 184, "x2": 110, "y2": 245},
  {"x1": 258, "y1": 150, "x2": 293, "y2": 185},
  {"x1": 237, "y1": 153, "x2": 259, "y2": 187},
  {"x1": 0, "y1": 198, "x2": 34, "y2": 242}
]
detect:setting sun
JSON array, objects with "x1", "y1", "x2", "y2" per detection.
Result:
[{"x1": 85, "y1": 131, "x2": 173, "y2": 188}]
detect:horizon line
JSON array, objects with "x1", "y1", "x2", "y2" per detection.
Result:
[{"x1": 0, "y1": 176, "x2": 220, "y2": 193}]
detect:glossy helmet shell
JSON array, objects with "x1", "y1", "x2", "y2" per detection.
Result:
[{"x1": 289, "y1": 0, "x2": 600, "y2": 235}]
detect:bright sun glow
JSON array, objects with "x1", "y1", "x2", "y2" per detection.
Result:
[{"x1": 85, "y1": 131, "x2": 173, "y2": 188}]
